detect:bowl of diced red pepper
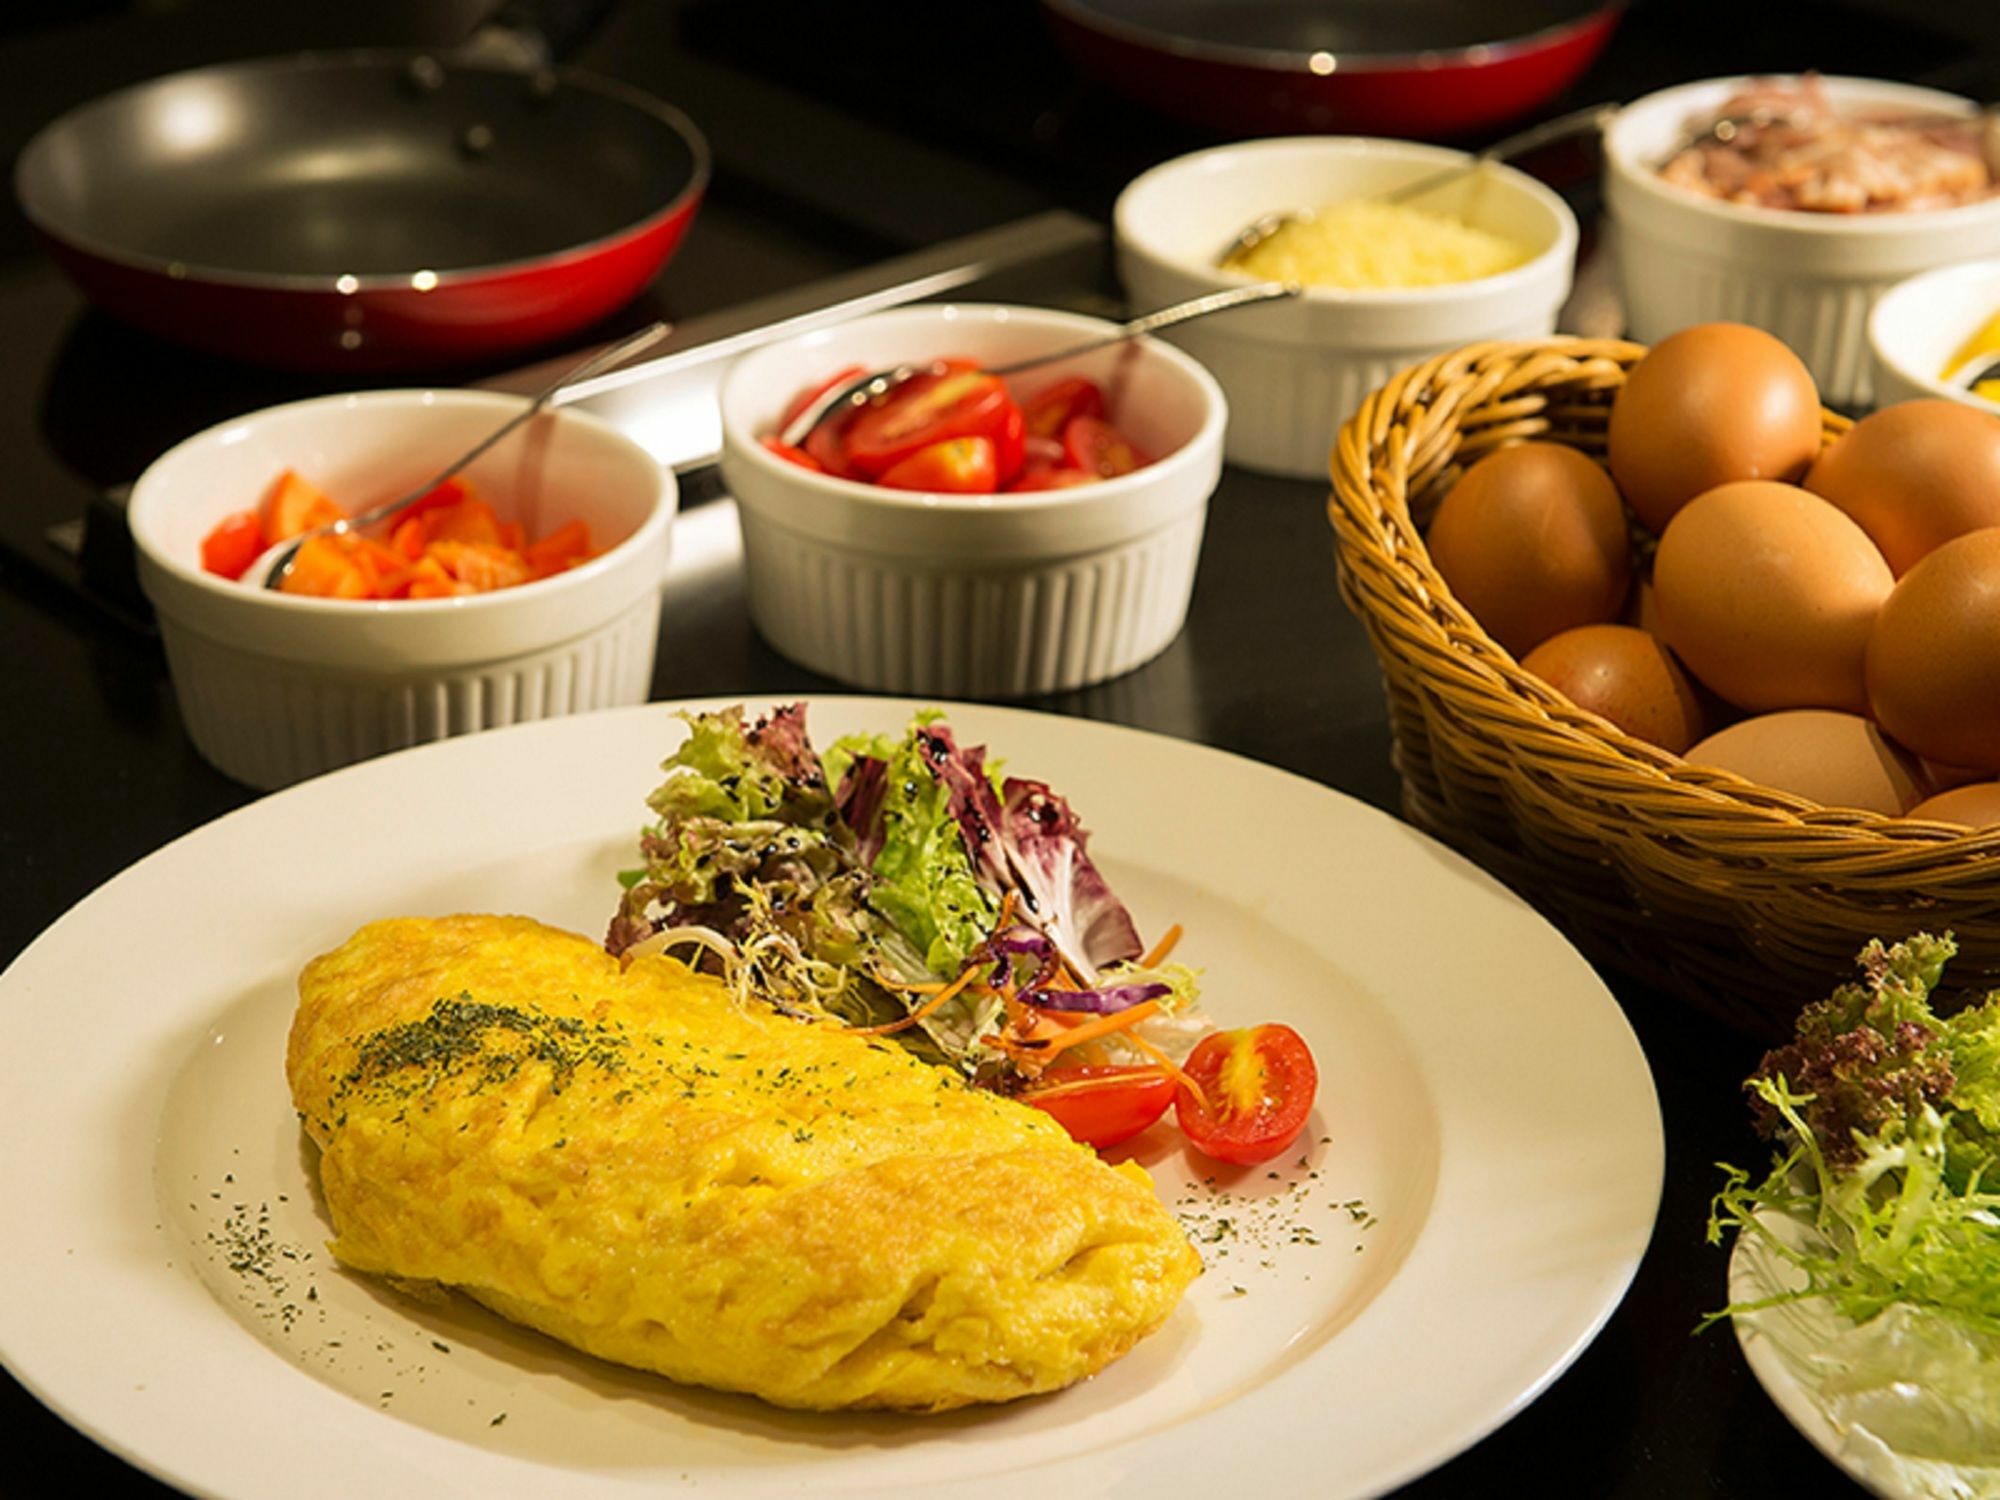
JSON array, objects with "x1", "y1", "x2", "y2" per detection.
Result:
[
  {"x1": 128, "y1": 389, "x2": 673, "y2": 789},
  {"x1": 718, "y1": 302, "x2": 1226, "y2": 697}
]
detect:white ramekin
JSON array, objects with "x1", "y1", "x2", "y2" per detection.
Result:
[
  {"x1": 1869, "y1": 258, "x2": 2000, "y2": 412},
  {"x1": 1605, "y1": 75, "x2": 2000, "y2": 410},
  {"x1": 129, "y1": 391, "x2": 674, "y2": 790},
  {"x1": 717, "y1": 303, "x2": 1225, "y2": 697},
  {"x1": 1114, "y1": 136, "x2": 1578, "y2": 480}
]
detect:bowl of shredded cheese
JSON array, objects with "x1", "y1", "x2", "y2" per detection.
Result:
[{"x1": 1115, "y1": 136, "x2": 1577, "y2": 479}]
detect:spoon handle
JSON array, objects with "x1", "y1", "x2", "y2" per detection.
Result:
[
  {"x1": 1382, "y1": 102, "x2": 1618, "y2": 206},
  {"x1": 257, "y1": 320, "x2": 670, "y2": 591},
  {"x1": 984, "y1": 282, "x2": 1301, "y2": 376}
]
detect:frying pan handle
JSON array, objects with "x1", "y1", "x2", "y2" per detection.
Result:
[{"x1": 465, "y1": 0, "x2": 622, "y2": 67}]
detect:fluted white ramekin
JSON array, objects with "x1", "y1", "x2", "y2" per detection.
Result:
[
  {"x1": 129, "y1": 390, "x2": 674, "y2": 790},
  {"x1": 1114, "y1": 136, "x2": 1577, "y2": 480},
  {"x1": 1869, "y1": 258, "x2": 2000, "y2": 412},
  {"x1": 1606, "y1": 75, "x2": 2000, "y2": 410},
  {"x1": 717, "y1": 303, "x2": 1225, "y2": 697}
]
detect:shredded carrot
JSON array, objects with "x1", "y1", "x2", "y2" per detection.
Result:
[
  {"x1": 1008, "y1": 999, "x2": 1161, "y2": 1057},
  {"x1": 1139, "y1": 923, "x2": 1184, "y2": 969},
  {"x1": 849, "y1": 964, "x2": 980, "y2": 1036},
  {"x1": 1020, "y1": 1065, "x2": 1173, "y2": 1103},
  {"x1": 1125, "y1": 1031, "x2": 1211, "y2": 1115}
]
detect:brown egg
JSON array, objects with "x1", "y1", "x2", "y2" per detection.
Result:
[
  {"x1": 1804, "y1": 399, "x2": 2000, "y2": 576},
  {"x1": 1425, "y1": 442, "x2": 1630, "y2": 658},
  {"x1": 1866, "y1": 528, "x2": 2000, "y2": 772},
  {"x1": 1685, "y1": 711, "x2": 1929, "y2": 815},
  {"x1": 1608, "y1": 323, "x2": 1822, "y2": 534},
  {"x1": 1808, "y1": 400, "x2": 2000, "y2": 576},
  {"x1": 1521, "y1": 624, "x2": 1709, "y2": 753},
  {"x1": 1653, "y1": 481, "x2": 1893, "y2": 714},
  {"x1": 1906, "y1": 782, "x2": 2000, "y2": 828}
]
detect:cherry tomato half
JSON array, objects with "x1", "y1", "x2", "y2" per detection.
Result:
[
  {"x1": 760, "y1": 436, "x2": 825, "y2": 473},
  {"x1": 844, "y1": 368, "x2": 1016, "y2": 478},
  {"x1": 1176, "y1": 1024, "x2": 1317, "y2": 1165},
  {"x1": 1062, "y1": 414, "x2": 1149, "y2": 480},
  {"x1": 877, "y1": 436, "x2": 999, "y2": 493},
  {"x1": 1007, "y1": 464, "x2": 1096, "y2": 491},
  {"x1": 1022, "y1": 1065, "x2": 1176, "y2": 1149},
  {"x1": 1023, "y1": 376, "x2": 1106, "y2": 442}
]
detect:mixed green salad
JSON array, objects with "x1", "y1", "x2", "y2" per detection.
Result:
[
  {"x1": 604, "y1": 704, "x2": 1318, "y2": 1163},
  {"x1": 1712, "y1": 933, "x2": 2000, "y2": 1482}
]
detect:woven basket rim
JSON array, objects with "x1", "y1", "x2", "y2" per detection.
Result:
[{"x1": 1326, "y1": 334, "x2": 2000, "y2": 868}]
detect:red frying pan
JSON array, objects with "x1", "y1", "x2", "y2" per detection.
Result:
[
  {"x1": 14, "y1": 26, "x2": 706, "y2": 371},
  {"x1": 1042, "y1": 0, "x2": 1621, "y2": 140}
]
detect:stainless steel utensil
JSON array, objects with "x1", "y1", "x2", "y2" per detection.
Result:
[
  {"x1": 248, "y1": 321, "x2": 671, "y2": 591},
  {"x1": 776, "y1": 282, "x2": 1300, "y2": 450},
  {"x1": 1217, "y1": 103, "x2": 1616, "y2": 269}
]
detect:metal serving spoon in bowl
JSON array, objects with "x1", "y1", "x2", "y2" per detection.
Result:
[
  {"x1": 246, "y1": 320, "x2": 672, "y2": 592},
  {"x1": 776, "y1": 281, "x2": 1301, "y2": 450},
  {"x1": 1217, "y1": 103, "x2": 1617, "y2": 270}
]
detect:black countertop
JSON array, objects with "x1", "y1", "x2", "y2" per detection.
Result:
[{"x1": 7, "y1": 1, "x2": 1995, "y2": 1494}]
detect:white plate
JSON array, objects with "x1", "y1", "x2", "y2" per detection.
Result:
[
  {"x1": 0, "y1": 699, "x2": 1663, "y2": 1500},
  {"x1": 1731, "y1": 1216, "x2": 2000, "y2": 1500}
]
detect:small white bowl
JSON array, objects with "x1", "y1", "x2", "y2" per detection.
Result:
[
  {"x1": 1605, "y1": 75, "x2": 2000, "y2": 409},
  {"x1": 129, "y1": 391, "x2": 674, "y2": 790},
  {"x1": 1869, "y1": 258, "x2": 2000, "y2": 412},
  {"x1": 717, "y1": 302, "x2": 1224, "y2": 697},
  {"x1": 1114, "y1": 136, "x2": 1578, "y2": 480}
]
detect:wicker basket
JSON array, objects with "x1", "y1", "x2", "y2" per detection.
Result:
[{"x1": 1327, "y1": 336, "x2": 2000, "y2": 1039}]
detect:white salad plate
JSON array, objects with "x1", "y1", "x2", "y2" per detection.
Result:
[
  {"x1": 1731, "y1": 1217, "x2": 2000, "y2": 1500},
  {"x1": 0, "y1": 698, "x2": 1664, "y2": 1500}
]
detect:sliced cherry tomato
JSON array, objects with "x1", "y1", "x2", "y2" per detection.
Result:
[
  {"x1": 1023, "y1": 376, "x2": 1106, "y2": 442},
  {"x1": 876, "y1": 436, "x2": 999, "y2": 493},
  {"x1": 761, "y1": 435, "x2": 826, "y2": 473},
  {"x1": 779, "y1": 363, "x2": 868, "y2": 432},
  {"x1": 199, "y1": 509, "x2": 265, "y2": 580},
  {"x1": 1062, "y1": 414, "x2": 1149, "y2": 480},
  {"x1": 991, "y1": 398, "x2": 1026, "y2": 485},
  {"x1": 1022, "y1": 1065, "x2": 1176, "y2": 1149},
  {"x1": 1176, "y1": 1024, "x2": 1318, "y2": 1165},
  {"x1": 260, "y1": 469, "x2": 346, "y2": 542},
  {"x1": 524, "y1": 518, "x2": 594, "y2": 579},
  {"x1": 844, "y1": 368, "x2": 1015, "y2": 478},
  {"x1": 424, "y1": 494, "x2": 505, "y2": 548},
  {"x1": 803, "y1": 409, "x2": 858, "y2": 478}
]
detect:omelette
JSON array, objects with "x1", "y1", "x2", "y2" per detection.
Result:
[{"x1": 285, "y1": 914, "x2": 1201, "y2": 1411}]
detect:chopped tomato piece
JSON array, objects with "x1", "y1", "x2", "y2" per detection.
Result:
[
  {"x1": 525, "y1": 519, "x2": 594, "y2": 579},
  {"x1": 402, "y1": 555, "x2": 466, "y2": 599},
  {"x1": 876, "y1": 436, "x2": 999, "y2": 493},
  {"x1": 1062, "y1": 415, "x2": 1149, "y2": 480},
  {"x1": 991, "y1": 398, "x2": 1026, "y2": 485},
  {"x1": 199, "y1": 509, "x2": 265, "y2": 581},
  {"x1": 424, "y1": 495, "x2": 504, "y2": 548},
  {"x1": 260, "y1": 469, "x2": 345, "y2": 542},
  {"x1": 844, "y1": 368, "x2": 1016, "y2": 479},
  {"x1": 1021, "y1": 1065, "x2": 1176, "y2": 1150},
  {"x1": 1176, "y1": 1024, "x2": 1318, "y2": 1166},
  {"x1": 389, "y1": 516, "x2": 428, "y2": 561},
  {"x1": 429, "y1": 540, "x2": 532, "y2": 592},
  {"x1": 279, "y1": 535, "x2": 370, "y2": 599},
  {"x1": 1022, "y1": 376, "x2": 1106, "y2": 442}
]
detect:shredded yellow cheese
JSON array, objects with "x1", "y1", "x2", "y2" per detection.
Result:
[{"x1": 1233, "y1": 199, "x2": 1531, "y2": 290}]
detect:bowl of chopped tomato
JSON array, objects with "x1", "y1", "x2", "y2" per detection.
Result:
[
  {"x1": 129, "y1": 389, "x2": 673, "y2": 790},
  {"x1": 718, "y1": 302, "x2": 1226, "y2": 697}
]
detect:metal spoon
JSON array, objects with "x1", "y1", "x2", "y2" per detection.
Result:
[
  {"x1": 777, "y1": 281, "x2": 1301, "y2": 450},
  {"x1": 248, "y1": 320, "x2": 672, "y2": 592},
  {"x1": 1218, "y1": 103, "x2": 1617, "y2": 270}
]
